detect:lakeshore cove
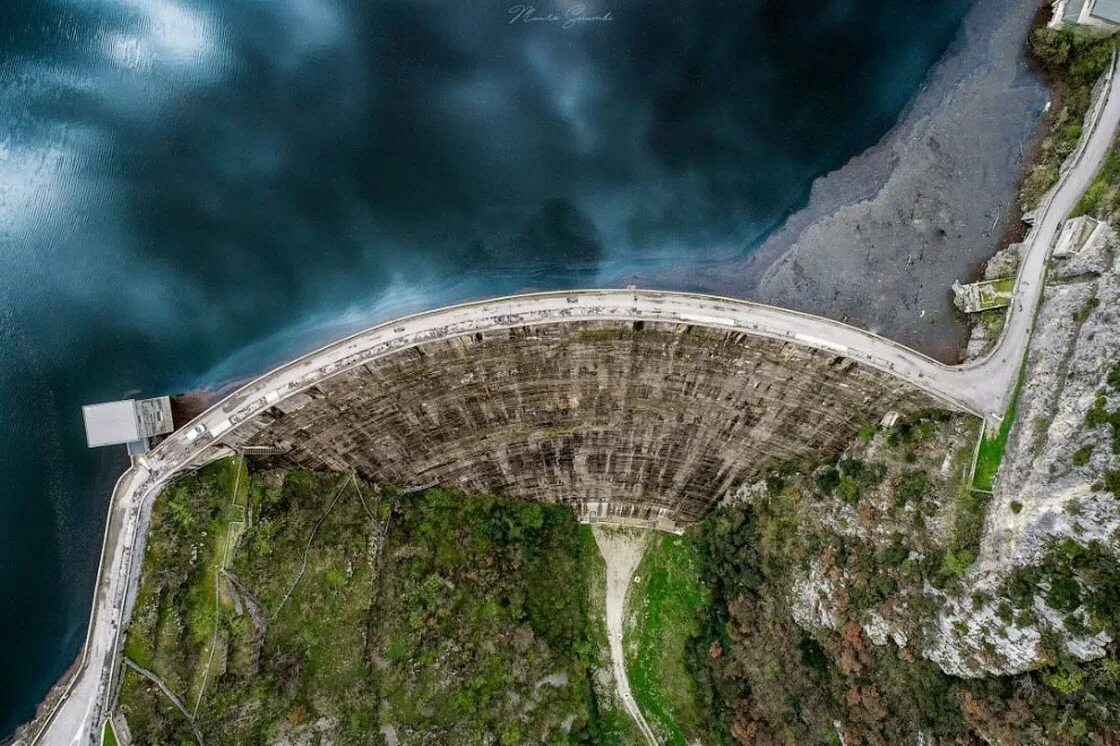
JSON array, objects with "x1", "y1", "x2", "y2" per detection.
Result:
[{"x1": 0, "y1": 0, "x2": 1047, "y2": 736}]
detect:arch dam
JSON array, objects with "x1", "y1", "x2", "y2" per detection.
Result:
[{"x1": 210, "y1": 292, "x2": 968, "y2": 529}]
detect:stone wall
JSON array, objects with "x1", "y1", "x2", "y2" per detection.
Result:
[{"x1": 224, "y1": 320, "x2": 938, "y2": 526}]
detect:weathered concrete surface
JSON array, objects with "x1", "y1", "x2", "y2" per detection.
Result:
[{"x1": 226, "y1": 320, "x2": 937, "y2": 525}]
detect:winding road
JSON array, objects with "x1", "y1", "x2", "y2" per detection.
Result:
[{"x1": 28, "y1": 51, "x2": 1120, "y2": 746}]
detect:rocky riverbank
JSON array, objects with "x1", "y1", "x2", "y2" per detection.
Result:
[{"x1": 631, "y1": 0, "x2": 1050, "y2": 362}]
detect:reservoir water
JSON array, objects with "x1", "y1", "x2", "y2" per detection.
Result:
[{"x1": 0, "y1": 0, "x2": 971, "y2": 733}]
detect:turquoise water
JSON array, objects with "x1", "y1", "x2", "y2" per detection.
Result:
[{"x1": 0, "y1": 0, "x2": 971, "y2": 733}]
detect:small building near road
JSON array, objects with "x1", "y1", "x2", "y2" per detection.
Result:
[
  {"x1": 83, "y1": 396, "x2": 174, "y2": 454},
  {"x1": 952, "y1": 277, "x2": 1015, "y2": 313},
  {"x1": 1051, "y1": 0, "x2": 1120, "y2": 29}
]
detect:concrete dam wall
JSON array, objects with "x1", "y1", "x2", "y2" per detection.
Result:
[{"x1": 220, "y1": 318, "x2": 938, "y2": 527}]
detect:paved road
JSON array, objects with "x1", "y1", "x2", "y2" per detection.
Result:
[{"x1": 30, "y1": 52, "x2": 1120, "y2": 746}]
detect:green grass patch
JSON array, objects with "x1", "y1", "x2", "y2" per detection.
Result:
[
  {"x1": 101, "y1": 719, "x2": 118, "y2": 746},
  {"x1": 973, "y1": 355, "x2": 1028, "y2": 492},
  {"x1": 121, "y1": 457, "x2": 244, "y2": 687},
  {"x1": 625, "y1": 533, "x2": 714, "y2": 745}
]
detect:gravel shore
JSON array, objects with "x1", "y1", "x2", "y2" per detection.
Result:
[{"x1": 631, "y1": 0, "x2": 1050, "y2": 362}]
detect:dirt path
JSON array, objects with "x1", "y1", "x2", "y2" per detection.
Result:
[
  {"x1": 592, "y1": 527, "x2": 657, "y2": 745},
  {"x1": 121, "y1": 658, "x2": 203, "y2": 745}
]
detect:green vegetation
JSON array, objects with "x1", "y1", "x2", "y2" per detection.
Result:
[
  {"x1": 1075, "y1": 119, "x2": 1120, "y2": 217},
  {"x1": 374, "y1": 489, "x2": 604, "y2": 743},
  {"x1": 694, "y1": 500, "x2": 969, "y2": 744},
  {"x1": 938, "y1": 488, "x2": 992, "y2": 587},
  {"x1": 101, "y1": 720, "x2": 118, "y2": 746},
  {"x1": 1022, "y1": 28, "x2": 1116, "y2": 208},
  {"x1": 625, "y1": 533, "x2": 714, "y2": 745},
  {"x1": 976, "y1": 278, "x2": 1015, "y2": 309},
  {"x1": 973, "y1": 356, "x2": 1028, "y2": 492},
  {"x1": 1073, "y1": 444, "x2": 1094, "y2": 466},
  {"x1": 121, "y1": 455, "x2": 246, "y2": 692},
  {"x1": 1084, "y1": 389, "x2": 1120, "y2": 462},
  {"x1": 686, "y1": 419, "x2": 1120, "y2": 744},
  {"x1": 118, "y1": 460, "x2": 627, "y2": 744}
]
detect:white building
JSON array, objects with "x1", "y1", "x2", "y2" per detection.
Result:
[
  {"x1": 1052, "y1": 0, "x2": 1120, "y2": 28},
  {"x1": 83, "y1": 396, "x2": 174, "y2": 453}
]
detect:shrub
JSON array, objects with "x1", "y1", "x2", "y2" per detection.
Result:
[
  {"x1": 1108, "y1": 362, "x2": 1120, "y2": 390},
  {"x1": 840, "y1": 458, "x2": 886, "y2": 489},
  {"x1": 895, "y1": 472, "x2": 931, "y2": 508},
  {"x1": 1044, "y1": 667, "x2": 1087, "y2": 695},
  {"x1": 838, "y1": 477, "x2": 860, "y2": 507},
  {"x1": 1086, "y1": 396, "x2": 1110, "y2": 427},
  {"x1": 1047, "y1": 575, "x2": 1083, "y2": 613},
  {"x1": 1030, "y1": 27, "x2": 1073, "y2": 67},
  {"x1": 1075, "y1": 179, "x2": 1109, "y2": 216},
  {"x1": 816, "y1": 468, "x2": 840, "y2": 494},
  {"x1": 1072, "y1": 446, "x2": 1093, "y2": 467}
]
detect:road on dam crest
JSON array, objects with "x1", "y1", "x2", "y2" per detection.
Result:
[{"x1": 28, "y1": 51, "x2": 1120, "y2": 746}]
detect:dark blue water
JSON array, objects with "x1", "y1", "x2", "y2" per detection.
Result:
[{"x1": 0, "y1": 0, "x2": 971, "y2": 733}]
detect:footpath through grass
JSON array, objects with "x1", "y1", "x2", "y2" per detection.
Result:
[{"x1": 625, "y1": 532, "x2": 714, "y2": 745}]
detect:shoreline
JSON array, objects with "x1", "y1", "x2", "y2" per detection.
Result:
[{"x1": 627, "y1": 0, "x2": 1051, "y2": 363}]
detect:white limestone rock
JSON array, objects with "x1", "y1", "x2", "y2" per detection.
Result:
[
  {"x1": 922, "y1": 219, "x2": 1120, "y2": 676},
  {"x1": 791, "y1": 557, "x2": 844, "y2": 633}
]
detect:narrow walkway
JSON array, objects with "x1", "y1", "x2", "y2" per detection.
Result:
[
  {"x1": 194, "y1": 455, "x2": 246, "y2": 715},
  {"x1": 272, "y1": 473, "x2": 354, "y2": 619},
  {"x1": 121, "y1": 658, "x2": 203, "y2": 745},
  {"x1": 592, "y1": 527, "x2": 658, "y2": 745}
]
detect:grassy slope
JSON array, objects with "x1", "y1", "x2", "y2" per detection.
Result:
[
  {"x1": 373, "y1": 488, "x2": 602, "y2": 744},
  {"x1": 1020, "y1": 28, "x2": 1115, "y2": 209},
  {"x1": 973, "y1": 354, "x2": 1027, "y2": 492},
  {"x1": 625, "y1": 533, "x2": 713, "y2": 745},
  {"x1": 119, "y1": 457, "x2": 245, "y2": 742},
  {"x1": 118, "y1": 462, "x2": 620, "y2": 744}
]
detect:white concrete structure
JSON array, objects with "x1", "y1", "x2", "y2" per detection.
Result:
[
  {"x1": 82, "y1": 397, "x2": 173, "y2": 451},
  {"x1": 1052, "y1": 0, "x2": 1120, "y2": 28},
  {"x1": 27, "y1": 46, "x2": 1120, "y2": 746}
]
